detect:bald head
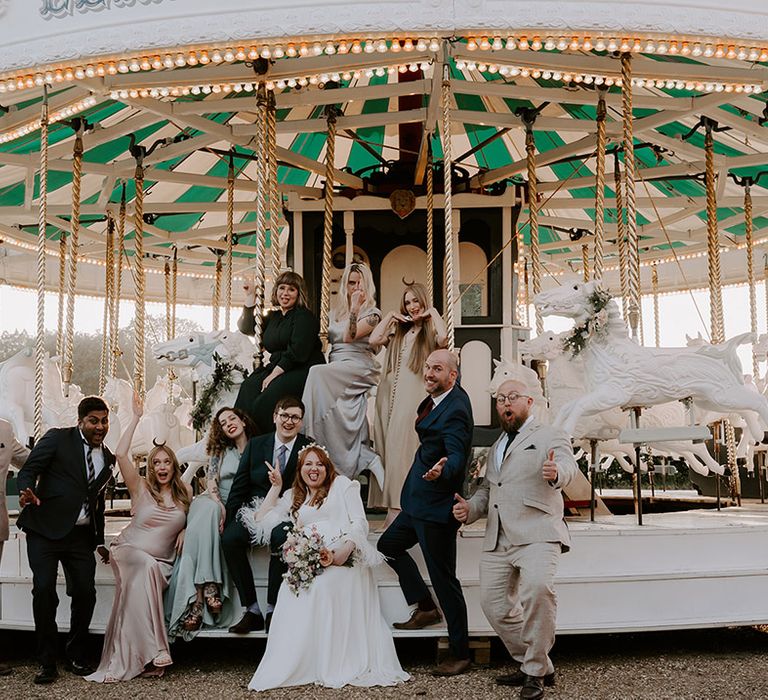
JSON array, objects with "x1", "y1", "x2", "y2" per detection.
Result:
[
  {"x1": 496, "y1": 379, "x2": 533, "y2": 432},
  {"x1": 424, "y1": 349, "x2": 459, "y2": 396}
]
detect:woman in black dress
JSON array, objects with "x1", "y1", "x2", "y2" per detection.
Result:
[{"x1": 234, "y1": 271, "x2": 325, "y2": 432}]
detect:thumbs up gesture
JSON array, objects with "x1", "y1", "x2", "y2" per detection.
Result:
[
  {"x1": 542, "y1": 448, "x2": 558, "y2": 483},
  {"x1": 452, "y1": 493, "x2": 470, "y2": 523}
]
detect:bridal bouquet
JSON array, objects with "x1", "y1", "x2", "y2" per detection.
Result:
[{"x1": 282, "y1": 525, "x2": 327, "y2": 595}]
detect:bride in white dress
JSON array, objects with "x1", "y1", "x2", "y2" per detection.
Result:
[{"x1": 239, "y1": 444, "x2": 409, "y2": 690}]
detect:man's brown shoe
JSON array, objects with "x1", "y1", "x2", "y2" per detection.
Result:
[
  {"x1": 228, "y1": 611, "x2": 264, "y2": 634},
  {"x1": 431, "y1": 656, "x2": 471, "y2": 677},
  {"x1": 392, "y1": 608, "x2": 442, "y2": 630},
  {"x1": 497, "y1": 669, "x2": 555, "y2": 687}
]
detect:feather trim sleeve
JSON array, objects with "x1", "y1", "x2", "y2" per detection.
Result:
[{"x1": 237, "y1": 491, "x2": 291, "y2": 545}]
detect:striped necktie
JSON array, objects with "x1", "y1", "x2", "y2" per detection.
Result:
[
  {"x1": 276, "y1": 444, "x2": 288, "y2": 474},
  {"x1": 503, "y1": 430, "x2": 518, "y2": 458},
  {"x1": 83, "y1": 441, "x2": 96, "y2": 518}
]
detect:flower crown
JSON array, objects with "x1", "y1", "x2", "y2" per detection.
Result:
[{"x1": 298, "y1": 442, "x2": 332, "y2": 462}]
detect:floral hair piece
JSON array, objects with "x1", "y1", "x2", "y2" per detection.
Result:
[{"x1": 298, "y1": 443, "x2": 332, "y2": 462}]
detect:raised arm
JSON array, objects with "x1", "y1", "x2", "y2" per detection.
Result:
[
  {"x1": 237, "y1": 277, "x2": 258, "y2": 336},
  {"x1": 115, "y1": 392, "x2": 143, "y2": 498},
  {"x1": 368, "y1": 311, "x2": 398, "y2": 350},
  {"x1": 426, "y1": 307, "x2": 449, "y2": 348}
]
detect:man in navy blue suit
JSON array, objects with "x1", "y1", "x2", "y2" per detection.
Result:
[{"x1": 378, "y1": 349, "x2": 473, "y2": 676}]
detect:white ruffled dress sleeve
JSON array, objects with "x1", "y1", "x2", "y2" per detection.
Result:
[
  {"x1": 237, "y1": 490, "x2": 292, "y2": 545},
  {"x1": 334, "y1": 476, "x2": 384, "y2": 568}
]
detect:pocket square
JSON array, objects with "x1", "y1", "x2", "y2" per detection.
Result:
[{"x1": 524, "y1": 444, "x2": 537, "y2": 450}]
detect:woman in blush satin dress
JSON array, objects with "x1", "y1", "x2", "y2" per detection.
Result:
[
  {"x1": 301, "y1": 263, "x2": 384, "y2": 484},
  {"x1": 368, "y1": 282, "x2": 448, "y2": 527},
  {"x1": 239, "y1": 444, "x2": 409, "y2": 691},
  {"x1": 85, "y1": 394, "x2": 191, "y2": 683}
]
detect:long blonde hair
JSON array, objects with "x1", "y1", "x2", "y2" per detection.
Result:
[
  {"x1": 386, "y1": 282, "x2": 438, "y2": 375},
  {"x1": 146, "y1": 445, "x2": 191, "y2": 513},
  {"x1": 332, "y1": 262, "x2": 377, "y2": 322}
]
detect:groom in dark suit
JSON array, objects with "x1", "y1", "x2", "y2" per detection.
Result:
[
  {"x1": 378, "y1": 349, "x2": 474, "y2": 676},
  {"x1": 223, "y1": 395, "x2": 312, "y2": 633},
  {"x1": 17, "y1": 396, "x2": 115, "y2": 685}
]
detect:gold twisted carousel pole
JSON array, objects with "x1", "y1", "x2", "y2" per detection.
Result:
[
  {"x1": 132, "y1": 152, "x2": 146, "y2": 397},
  {"x1": 652, "y1": 263, "x2": 660, "y2": 348},
  {"x1": 224, "y1": 151, "x2": 235, "y2": 330},
  {"x1": 164, "y1": 258, "x2": 172, "y2": 342},
  {"x1": 524, "y1": 114, "x2": 543, "y2": 336},
  {"x1": 171, "y1": 247, "x2": 178, "y2": 339},
  {"x1": 703, "y1": 118, "x2": 739, "y2": 501},
  {"x1": 34, "y1": 86, "x2": 50, "y2": 441},
  {"x1": 621, "y1": 54, "x2": 641, "y2": 341},
  {"x1": 251, "y1": 85, "x2": 269, "y2": 366},
  {"x1": 56, "y1": 226, "x2": 67, "y2": 360},
  {"x1": 212, "y1": 254, "x2": 222, "y2": 330},
  {"x1": 593, "y1": 86, "x2": 608, "y2": 281},
  {"x1": 268, "y1": 92, "x2": 281, "y2": 277},
  {"x1": 109, "y1": 185, "x2": 126, "y2": 378},
  {"x1": 319, "y1": 105, "x2": 337, "y2": 351},
  {"x1": 426, "y1": 144, "x2": 435, "y2": 306},
  {"x1": 62, "y1": 120, "x2": 85, "y2": 394},
  {"x1": 99, "y1": 213, "x2": 115, "y2": 394},
  {"x1": 744, "y1": 182, "x2": 759, "y2": 379},
  {"x1": 614, "y1": 152, "x2": 630, "y2": 321},
  {"x1": 441, "y1": 60, "x2": 456, "y2": 350},
  {"x1": 582, "y1": 243, "x2": 590, "y2": 282}
]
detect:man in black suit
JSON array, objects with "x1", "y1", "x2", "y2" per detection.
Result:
[
  {"x1": 223, "y1": 395, "x2": 312, "y2": 633},
  {"x1": 17, "y1": 396, "x2": 115, "y2": 685},
  {"x1": 378, "y1": 349, "x2": 474, "y2": 676}
]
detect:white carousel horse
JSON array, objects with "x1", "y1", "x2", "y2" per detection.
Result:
[
  {"x1": 152, "y1": 329, "x2": 255, "y2": 381},
  {"x1": 534, "y1": 280, "x2": 768, "y2": 446},
  {"x1": 0, "y1": 347, "x2": 83, "y2": 445},
  {"x1": 152, "y1": 330, "x2": 255, "y2": 473},
  {"x1": 517, "y1": 331, "x2": 724, "y2": 475},
  {"x1": 103, "y1": 374, "x2": 195, "y2": 456}
]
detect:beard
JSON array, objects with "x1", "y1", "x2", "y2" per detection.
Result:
[{"x1": 500, "y1": 410, "x2": 528, "y2": 433}]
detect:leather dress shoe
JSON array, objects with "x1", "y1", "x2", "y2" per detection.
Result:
[
  {"x1": 497, "y1": 668, "x2": 555, "y2": 687},
  {"x1": 65, "y1": 659, "x2": 95, "y2": 676},
  {"x1": 33, "y1": 666, "x2": 58, "y2": 685},
  {"x1": 228, "y1": 610, "x2": 265, "y2": 634},
  {"x1": 392, "y1": 608, "x2": 442, "y2": 630},
  {"x1": 520, "y1": 674, "x2": 546, "y2": 700},
  {"x1": 431, "y1": 656, "x2": 471, "y2": 677}
]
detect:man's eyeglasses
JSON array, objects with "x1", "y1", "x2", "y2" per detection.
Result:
[
  {"x1": 277, "y1": 412, "x2": 303, "y2": 423},
  {"x1": 496, "y1": 393, "x2": 529, "y2": 404}
]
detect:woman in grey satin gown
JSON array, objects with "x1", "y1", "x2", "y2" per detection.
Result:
[{"x1": 302, "y1": 263, "x2": 384, "y2": 485}]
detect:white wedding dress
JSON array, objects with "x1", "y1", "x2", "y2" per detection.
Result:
[{"x1": 242, "y1": 475, "x2": 409, "y2": 690}]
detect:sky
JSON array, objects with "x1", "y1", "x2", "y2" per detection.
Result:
[{"x1": 0, "y1": 282, "x2": 765, "y2": 376}]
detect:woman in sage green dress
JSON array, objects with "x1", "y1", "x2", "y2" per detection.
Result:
[{"x1": 165, "y1": 407, "x2": 256, "y2": 639}]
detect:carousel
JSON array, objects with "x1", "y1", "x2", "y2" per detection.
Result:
[{"x1": 2, "y1": 0, "x2": 768, "y2": 640}]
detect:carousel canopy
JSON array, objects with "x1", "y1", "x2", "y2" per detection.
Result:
[{"x1": 0, "y1": 2, "x2": 767, "y2": 304}]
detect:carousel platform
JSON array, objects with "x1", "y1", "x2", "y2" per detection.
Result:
[{"x1": 3, "y1": 506, "x2": 768, "y2": 638}]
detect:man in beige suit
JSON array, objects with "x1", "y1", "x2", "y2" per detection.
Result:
[
  {"x1": 0, "y1": 418, "x2": 30, "y2": 675},
  {"x1": 454, "y1": 379, "x2": 577, "y2": 700}
]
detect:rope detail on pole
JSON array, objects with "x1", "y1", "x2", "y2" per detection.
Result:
[
  {"x1": 164, "y1": 259, "x2": 172, "y2": 342},
  {"x1": 320, "y1": 106, "x2": 337, "y2": 350},
  {"x1": 268, "y1": 92, "x2": 281, "y2": 277},
  {"x1": 110, "y1": 186, "x2": 126, "y2": 378},
  {"x1": 212, "y1": 254, "x2": 222, "y2": 331},
  {"x1": 524, "y1": 116, "x2": 542, "y2": 335},
  {"x1": 56, "y1": 228, "x2": 67, "y2": 359},
  {"x1": 99, "y1": 214, "x2": 115, "y2": 394},
  {"x1": 252, "y1": 85, "x2": 269, "y2": 366},
  {"x1": 62, "y1": 123, "x2": 84, "y2": 392},
  {"x1": 652, "y1": 263, "x2": 660, "y2": 348},
  {"x1": 621, "y1": 54, "x2": 640, "y2": 340},
  {"x1": 704, "y1": 121, "x2": 724, "y2": 344},
  {"x1": 224, "y1": 153, "x2": 235, "y2": 330},
  {"x1": 593, "y1": 86, "x2": 607, "y2": 281},
  {"x1": 34, "y1": 85, "x2": 49, "y2": 441},
  {"x1": 426, "y1": 146, "x2": 435, "y2": 307},
  {"x1": 133, "y1": 156, "x2": 146, "y2": 397},
  {"x1": 745, "y1": 184, "x2": 759, "y2": 378},
  {"x1": 441, "y1": 61, "x2": 456, "y2": 350},
  {"x1": 581, "y1": 243, "x2": 590, "y2": 282},
  {"x1": 171, "y1": 247, "x2": 177, "y2": 339},
  {"x1": 614, "y1": 153, "x2": 630, "y2": 321}
]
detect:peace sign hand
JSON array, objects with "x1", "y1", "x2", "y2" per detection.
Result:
[{"x1": 265, "y1": 460, "x2": 283, "y2": 490}]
